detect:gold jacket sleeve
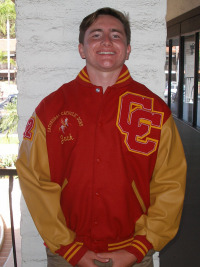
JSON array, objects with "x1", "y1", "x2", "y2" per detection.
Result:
[
  {"x1": 134, "y1": 115, "x2": 187, "y2": 251},
  {"x1": 16, "y1": 112, "x2": 76, "y2": 253}
]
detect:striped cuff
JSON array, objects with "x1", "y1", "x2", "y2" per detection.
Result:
[
  {"x1": 56, "y1": 241, "x2": 88, "y2": 266},
  {"x1": 125, "y1": 235, "x2": 153, "y2": 263}
]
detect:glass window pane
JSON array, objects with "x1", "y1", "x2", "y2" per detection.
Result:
[
  {"x1": 197, "y1": 34, "x2": 200, "y2": 129},
  {"x1": 183, "y1": 35, "x2": 195, "y2": 124},
  {"x1": 165, "y1": 39, "x2": 179, "y2": 116},
  {"x1": 165, "y1": 40, "x2": 169, "y2": 102},
  {"x1": 171, "y1": 39, "x2": 179, "y2": 116}
]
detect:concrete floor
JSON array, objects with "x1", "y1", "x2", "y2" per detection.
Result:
[{"x1": 160, "y1": 118, "x2": 200, "y2": 266}]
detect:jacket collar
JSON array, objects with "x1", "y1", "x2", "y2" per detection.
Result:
[{"x1": 77, "y1": 64, "x2": 132, "y2": 87}]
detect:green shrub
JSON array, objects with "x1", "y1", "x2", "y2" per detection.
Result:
[
  {"x1": 0, "y1": 97, "x2": 18, "y2": 137},
  {"x1": 0, "y1": 154, "x2": 17, "y2": 168}
]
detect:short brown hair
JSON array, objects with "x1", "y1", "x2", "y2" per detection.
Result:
[{"x1": 79, "y1": 7, "x2": 131, "y2": 45}]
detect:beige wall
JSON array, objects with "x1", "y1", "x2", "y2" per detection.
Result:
[
  {"x1": 167, "y1": 0, "x2": 200, "y2": 21},
  {"x1": 16, "y1": 0, "x2": 167, "y2": 266}
]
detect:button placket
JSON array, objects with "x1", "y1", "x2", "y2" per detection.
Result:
[{"x1": 91, "y1": 97, "x2": 106, "y2": 240}]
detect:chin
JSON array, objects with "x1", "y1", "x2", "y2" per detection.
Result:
[{"x1": 100, "y1": 64, "x2": 122, "y2": 72}]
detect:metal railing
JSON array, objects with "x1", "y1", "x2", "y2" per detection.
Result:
[{"x1": 0, "y1": 168, "x2": 18, "y2": 267}]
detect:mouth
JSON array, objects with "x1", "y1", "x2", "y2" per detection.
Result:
[{"x1": 97, "y1": 51, "x2": 115, "y2": 55}]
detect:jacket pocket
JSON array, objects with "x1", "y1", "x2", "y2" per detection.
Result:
[{"x1": 131, "y1": 180, "x2": 146, "y2": 214}]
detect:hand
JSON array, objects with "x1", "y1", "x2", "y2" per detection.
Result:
[
  {"x1": 77, "y1": 250, "x2": 110, "y2": 267},
  {"x1": 97, "y1": 250, "x2": 137, "y2": 267}
]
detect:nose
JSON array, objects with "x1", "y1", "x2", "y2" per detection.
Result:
[{"x1": 101, "y1": 34, "x2": 112, "y2": 46}]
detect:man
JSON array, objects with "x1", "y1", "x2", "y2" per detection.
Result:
[{"x1": 16, "y1": 7, "x2": 187, "y2": 267}]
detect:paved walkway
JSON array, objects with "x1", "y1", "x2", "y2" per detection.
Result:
[
  {"x1": 0, "y1": 222, "x2": 12, "y2": 267},
  {"x1": 0, "y1": 179, "x2": 21, "y2": 267}
]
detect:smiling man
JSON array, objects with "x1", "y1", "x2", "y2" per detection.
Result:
[
  {"x1": 16, "y1": 7, "x2": 187, "y2": 267},
  {"x1": 78, "y1": 14, "x2": 131, "y2": 91}
]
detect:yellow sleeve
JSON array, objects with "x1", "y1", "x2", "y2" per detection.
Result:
[
  {"x1": 16, "y1": 112, "x2": 76, "y2": 253},
  {"x1": 134, "y1": 115, "x2": 187, "y2": 251}
]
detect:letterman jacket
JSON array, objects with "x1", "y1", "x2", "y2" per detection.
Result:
[{"x1": 16, "y1": 65, "x2": 187, "y2": 266}]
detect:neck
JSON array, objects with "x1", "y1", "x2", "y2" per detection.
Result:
[{"x1": 87, "y1": 66, "x2": 123, "y2": 93}]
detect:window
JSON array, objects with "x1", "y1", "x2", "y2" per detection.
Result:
[
  {"x1": 183, "y1": 35, "x2": 195, "y2": 124},
  {"x1": 166, "y1": 7, "x2": 200, "y2": 131},
  {"x1": 196, "y1": 34, "x2": 200, "y2": 128},
  {"x1": 165, "y1": 39, "x2": 179, "y2": 116}
]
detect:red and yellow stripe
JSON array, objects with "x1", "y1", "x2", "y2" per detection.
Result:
[
  {"x1": 116, "y1": 69, "x2": 131, "y2": 84},
  {"x1": 108, "y1": 238, "x2": 134, "y2": 251},
  {"x1": 78, "y1": 69, "x2": 91, "y2": 84},
  {"x1": 63, "y1": 242, "x2": 83, "y2": 262},
  {"x1": 78, "y1": 66, "x2": 131, "y2": 85},
  {"x1": 131, "y1": 240, "x2": 148, "y2": 257}
]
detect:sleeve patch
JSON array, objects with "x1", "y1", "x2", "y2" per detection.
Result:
[{"x1": 23, "y1": 117, "x2": 36, "y2": 141}]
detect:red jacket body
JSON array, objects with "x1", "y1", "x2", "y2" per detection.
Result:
[{"x1": 16, "y1": 65, "x2": 186, "y2": 266}]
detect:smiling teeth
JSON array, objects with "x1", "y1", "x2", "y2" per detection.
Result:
[{"x1": 98, "y1": 52, "x2": 115, "y2": 54}]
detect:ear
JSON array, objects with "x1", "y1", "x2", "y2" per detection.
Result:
[
  {"x1": 126, "y1": 45, "x2": 131, "y2": 60},
  {"x1": 78, "y1": 43, "x2": 86, "y2": 59}
]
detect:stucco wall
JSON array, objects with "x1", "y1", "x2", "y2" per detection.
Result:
[{"x1": 16, "y1": 0, "x2": 167, "y2": 266}]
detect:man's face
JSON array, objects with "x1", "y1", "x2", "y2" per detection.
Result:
[{"x1": 79, "y1": 15, "x2": 131, "y2": 74}]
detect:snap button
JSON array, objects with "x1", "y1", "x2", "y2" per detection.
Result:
[{"x1": 96, "y1": 88, "x2": 100, "y2": 93}]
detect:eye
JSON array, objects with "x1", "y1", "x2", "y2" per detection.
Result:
[
  {"x1": 92, "y1": 34, "x2": 100, "y2": 38},
  {"x1": 90, "y1": 31, "x2": 102, "y2": 39},
  {"x1": 112, "y1": 33, "x2": 121, "y2": 39}
]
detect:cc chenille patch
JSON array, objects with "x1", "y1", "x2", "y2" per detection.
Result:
[{"x1": 116, "y1": 92, "x2": 164, "y2": 156}]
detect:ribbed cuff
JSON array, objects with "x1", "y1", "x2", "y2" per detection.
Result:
[
  {"x1": 124, "y1": 235, "x2": 153, "y2": 263},
  {"x1": 56, "y1": 241, "x2": 88, "y2": 266}
]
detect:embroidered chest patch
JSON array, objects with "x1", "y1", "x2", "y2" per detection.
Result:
[{"x1": 47, "y1": 111, "x2": 83, "y2": 144}]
